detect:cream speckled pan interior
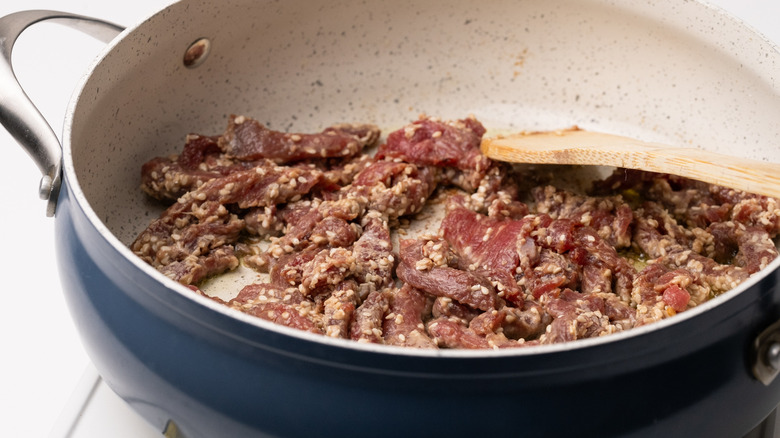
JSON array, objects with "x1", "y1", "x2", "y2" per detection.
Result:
[{"x1": 69, "y1": 0, "x2": 780, "y2": 251}]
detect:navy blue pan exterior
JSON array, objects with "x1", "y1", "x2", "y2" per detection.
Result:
[{"x1": 56, "y1": 178, "x2": 780, "y2": 437}]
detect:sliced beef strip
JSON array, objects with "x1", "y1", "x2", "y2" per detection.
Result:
[
  {"x1": 440, "y1": 201, "x2": 530, "y2": 306},
  {"x1": 631, "y1": 263, "x2": 698, "y2": 326},
  {"x1": 376, "y1": 114, "x2": 491, "y2": 191},
  {"x1": 427, "y1": 313, "x2": 532, "y2": 349},
  {"x1": 132, "y1": 164, "x2": 323, "y2": 284},
  {"x1": 132, "y1": 115, "x2": 780, "y2": 349},
  {"x1": 219, "y1": 114, "x2": 380, "y2": 163},
  {"x1": 227, "y1": 283, "x2": 322, "y2": 333},
  {"x1": 243, "y1": 301, "x2": 323, "y2": 334},
  {"x1": 230, "y1": 283, "x2": 306, "y2": 309},
  {"x1": 539, "y1": 289, "x2": 620, "y2": 344},
  {"x1": 352, "y1": 214, "x2": 395, "y2": 297},
  {"x1": 265, "y1": 158, "x2": 436, "y2": 264},
  {"x1": 350, "y1": 290, "x2": 390, "y2": 344},
  {"x1": 159, "y1": 245, "x2": 239, "y2": 286},
  {"x1": 383, "y1": 285, "x2": 437, "y2": 348},
  {"x1": 140, "y1": 134, "x2": 265, "y2": 202},
  {"x1": 431, "y1": 296, "x2": 481, "y2": 325},
  {"x1": 397, "y1": 238, "x2": 498, "y2": 312},
  {"x1": 533, "y1": 185, "x2": 634, "y2": 248},
  {"x1": 352, "y1": 159, "x2": 438, "y2": 220},
  {"x1": 323, "y1": 280, "x2": 361, "y2": 339},
  {"x1": 376, "y1": 114, "x2": 488, "y2": 172}
]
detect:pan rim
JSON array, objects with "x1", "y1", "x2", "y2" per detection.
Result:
[{"x1": 58, "y1": 0, "x2": 780, "y2": 362}]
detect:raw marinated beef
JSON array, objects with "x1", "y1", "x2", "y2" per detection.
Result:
[{"x1": 132, "y1": 114, "x2": 779, "y2": 348}]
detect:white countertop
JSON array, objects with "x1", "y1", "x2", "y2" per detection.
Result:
[{"x1": 1, "y1": 0, "x2": 779, "y2": 437}]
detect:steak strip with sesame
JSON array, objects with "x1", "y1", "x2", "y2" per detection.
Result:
[
  {"x1": 131, "y1": 114, "x2": 780, "y2": 349},
  {"x1": 396, "y1": 238, "x2": 498, "y2": 312},
  {"x1": 219, "y1": 114, "x2": 380, "y2": 163},
  {"x1": 131, "y1": 163, "x2": 323, "y2": 284}
]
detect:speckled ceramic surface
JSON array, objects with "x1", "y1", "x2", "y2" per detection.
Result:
[
  {"x1": 59, "y1": 0, "x2": 780, "y2": 341},
  {"x1": 63, "y1": 0, "x2": 780, "y2": 248}
]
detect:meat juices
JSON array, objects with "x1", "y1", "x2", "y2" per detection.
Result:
[{"x1": 132, "y1": 114, "x2": 780, "y2": 349}]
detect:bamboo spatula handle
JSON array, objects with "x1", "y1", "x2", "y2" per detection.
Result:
[{"x1": 481, "y1": 129, "x2": 780, "y2": 199}]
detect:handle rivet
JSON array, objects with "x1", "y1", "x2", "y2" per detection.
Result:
[
  {"x1": 38, "y1": 175, "x2": 52, "y2": 200},
  {"x1": 767, "y1": 342, "x2": 780, "y2": 371},
  {"x1": 183, "y1": 38, "x2": 210, "y2": 68}
]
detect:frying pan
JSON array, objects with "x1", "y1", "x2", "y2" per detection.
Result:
[{"x1": 3, "y1": 0, "x2": 780, "y2": 437}]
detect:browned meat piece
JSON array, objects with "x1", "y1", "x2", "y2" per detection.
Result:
[
  {"x1": 441, "y1": 202, "x2": 530, "y2": 305},
  {"x1": 730, "y1": 195, "x2": 780, "y2": 235},
  {"x1": 485, "y1": 194, "x2": 529, "y2": 220},
  {"x1": 209, "y1": 164, "x2": 323, "y2": 209},
  {"x1": 300, "y1": 247, "x2": 356, "y2": 294},
  {"x1": 219, "y1": 114, "x2": 380, "y2": 163},
  {"x1": 431, "y1": 296, "x2": 481, "y2": 325},
  {"x1": 569, "y1": 226, "x2": 636, "y2": 301},
  {"x1": 383, "y1": 285, "x2": 436, "y2": 348},
  {"x1": 376, "y1": 114, "x2": 492, "y2": 192},
  {"x1": 132, "y1": 164, "x2": 323, "y2": 285},
  {"x1": 501, "y1": 302, "x2": 550, "y2": 340},
  {"x1": 735, "y1": 226, "x2": 779, "y2": 274},
  {"x1": 708, "y1": 221, "x2": 779, "y2": 274},
  {"x1": 310, "y1": 217, "x2": 360, "y2": 248},
  {"x1": 140, "y1": 134, "x2": 262, "y2": 201},
  {"x1": 427, "y1": 318, "x2": 491, "y2": 349},
  {"x1": 396, "y1": 260, "x2": 498, "y2": 311},
  {"x1": 352, "y1": 160, "x2": 437, "y2": 219},
  {"x1": 540, "y1": 289, "x2": 616, "y2": 344},
  {"x1": 524, "y1": 248, "x2": 581, "y2": 299},
  {"x1": 269, "y1": 247, "x2": 319, "y2": 287},
  {"x1": 244, "y1": 302, "x2": 323, "y2": 334},
  {"x1": 269, "y1": 214, "x2": 393, "y2": 298},
  {"x1": 514, "y1": 215, "x2": 637, "y2": 301},
  {"x1": 631, "y1": 263, "x2": 698, "y2": 325},
  {"x1": 159, "y1": 245, "x2": 239, "y2": 285},
  {"x1": 594, "y1": 168, "x2": 780, "y2": 235},
  {"x1": 594, "y1": 169, "x2": 727, "y2": 230},
  {"x1": 633, "y1": 200, "x2": 756, "y2": 303},
  {"x1": 442, "y1": 201, "x2": 635, "y2": 305},
  {"x1": 265, "y1": 159, "x2": 436, "y2": 265},
  {"x1": 427, "y1": 314, "x2": 531, "y2": 349},
  {"x1": 321, "y1": 154, "x2": 375, "y2": 187},
  {"x1": 177, "y1": 134, "x2": 222, "y2": 169},
  {"x1": 132, "y1": 114, "x2": 780, "y2": 349},
  {"x1": 269, "y1": 244, "x2": 357, "y2": 295},
  {"x1": 350, "y1": 290, "x2": 390, "y2": 344},
  {"x1": 131, "y1": 200, "x2": 244, "y2": 285},
  {"x1": 376, "y1": 114, "x2": 489, "y2": 173},
  {"x1": 227, "y1": 283, "x2": 321, "y2": 333},
  {"x1": 229, "y1": 283, "x2": 305, "y2": 309},
  {"x1": 323, "y1": 281, "x2": 360, "y2": 338},
  {"x1": 397, "y1": 238, "x2": 498, "y2": 311},
  {"x1": 533, "y1": 185, "x2": 634, "y2": 248},
  {"x1": 140, "y1": 117, "x2": 379, "y2": 202},
  {"x1": 633, "y1": 201, "x2": 698, "y2": 258},
  {"x1": 658, "y1": 249, "x2": 749, "y2": 297},
  {"x1": 266, "y1": 196, "x2": 366, "y2": 260},
  {"x1": 352, "y1": 214, "x2": 395, "y2": 296},
  {"x1": 243, "y1": 205, "x2": 284, "y2": 237}
]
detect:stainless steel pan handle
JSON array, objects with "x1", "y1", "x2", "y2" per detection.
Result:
[{"x1": 0, "y1": 10, "x2": 123, "y2": 216}]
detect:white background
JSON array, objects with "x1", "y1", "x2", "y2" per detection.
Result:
[{"x1": 0, "y1": 0, "x2": 778, "y2": 437}]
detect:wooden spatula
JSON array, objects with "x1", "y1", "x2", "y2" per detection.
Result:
[{"x1": 481, "y1": 128, "x2": 780, "y2": 199}]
